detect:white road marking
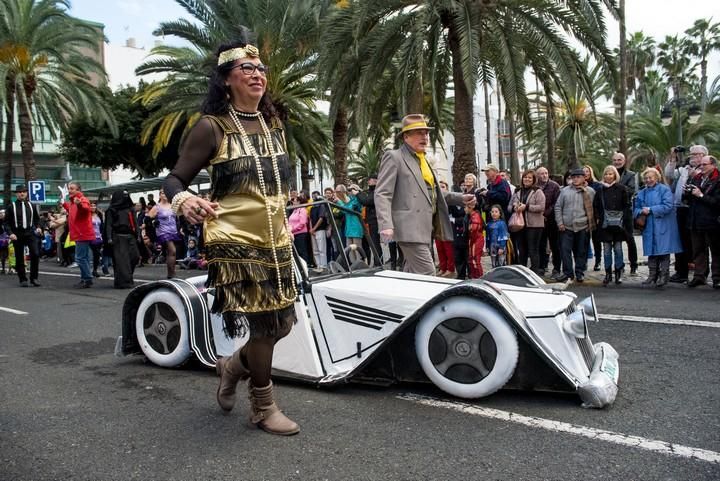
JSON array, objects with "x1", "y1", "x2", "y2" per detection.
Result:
[
  {"x1": 0, "y1": 306, "x2": 28, "y2": 315},
  {"x1": 38, "y1": 271, "x2": 150, "y2": 283},
  {"x1": 398, "y1": 394, "x2": 720, "y2": 464},
  {"x1": 600, "y1": 314, "x2": 718, "y2": 329}
]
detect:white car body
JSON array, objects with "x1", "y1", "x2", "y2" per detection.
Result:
[{"x1": 118, "y1": 263, "x2": 619, "y2": 408}]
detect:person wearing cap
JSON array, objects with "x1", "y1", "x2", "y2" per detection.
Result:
[
  {"x1": 553, "y1": 168, "x2": 596, "y2": 282},
  {"x1": 356, "y1": 174, "x2": 383, "y2": 266},
  {"x1": 479, "y1": 164, "x2": 512, "y2": 217},
  {"x1": 375, "y1": 114, "x2": 474, "y2": 275},
  {"x1": 3, "y1": 185, "x2": 43, "y2": 286}
]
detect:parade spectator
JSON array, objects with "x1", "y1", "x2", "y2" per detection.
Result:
[
  {"x1": 104, "y1": 190, "x2": 139, "y2": 289},
  {"x1": 146, "y1": 193, "x2": 156, "y2": 208},
  {"x1": 288, "y1": 194, "x2": 313, "y2": 267},
  {"x1": 435, "y1": 180, "x2": 456, "y2": 277},
  {"x1": 500, "y1": 170, "x2": 516, "y2": 197},
  {"x1": 555, "y1": 169, "x2": 596, "y2": 282},
  {"x1": 466, "y1": 202, "x2": 485, "y2": 278},
  {"x1": 683, "y1": 155, "x2": 720, "y2": 288},
  {"x1": 449, "y1": 185, "x2": 468, "y2": 279},
  {"x1": 147, "y1": 190, "x2": 182, "y2": 279},
  {"x1": 90, "y1": 203, "x2": 108, "y2": 277},
  {"x1": 478, "y1": 164, "x2": 511, "y2": 217},
  {"x1": 0, "y1": 209, "x2": 10, "y2": 274},
  {"x1": 356, "y1": 174, "x2": 383, "y2": 267},
  {"x1": 309, "y1": 191, "x2": 329, "y2": 270},
  {"x1": 594, "y1": 165, "x2": 631, "y2": 285},
  {"x1": 41, "y1": 229, "x2": 54, "y2": 258},
  {"x1": 323, "y1": 187, "x2": 339, "y2": 264},
  {"x1": 375, "y1": 114, "x2": 471, "y2": 275},
  {"x1": 509, "y1": 170, "x2": 546, "y2": 274},
  {"x1": 179, "y1": 237, "x2": 201, "y2": 269},
  {"x1": 611, "y1": 153, "x2": 639, "y2": 276},
  {"x1": 49, "y1": 210, "x2": 69, "y2": 266},
  {"x1": 536, "y1": 166, "x2": 561, "y2": 278},
  {"x1": 583, "y1": 165, "x2": 603, "y2": 271},
  {"x1": 665, "y1": 145, "x2": 705, "y2": 283},
  {"x1": 161, "y1": 39, "x2": 300, "y2": 435},
  {"x1": 634, "y1": 168, "x2": 682, "y2": 288},
  {"x1": 486, "y1": 205, "x2": 509, "y2": 267},
  {"x1": 63, "y1": 182, "x2": 95, "y2": 288},
  {"x1": 336, "y1": 184, "x2": 364, "y2": 247},
  {"x1": 3, "y1": 185, "x2": 42, "y2": 287}
]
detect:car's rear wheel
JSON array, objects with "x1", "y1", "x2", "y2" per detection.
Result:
[
  {"x1": 415, "y1": 297, "x2": 518, "y2": 399},
  {"x1": 135, "y1": 288, "x2": 191, "y2": 367}
]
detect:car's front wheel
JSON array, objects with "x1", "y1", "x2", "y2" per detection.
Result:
[
  {"x1": 415, "y1": 297, "x2": 518, "y2": 399},
  {"x1": 135, "y1": 288, "x2": 191, "y2": 367}
]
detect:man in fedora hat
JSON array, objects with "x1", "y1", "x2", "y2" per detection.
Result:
[
  {"x1": 375, "y1": 114, "x2": 474, "y2": 275},
  {"x1": 3, "y1": 184, "x2": 42, "y2": 287}
]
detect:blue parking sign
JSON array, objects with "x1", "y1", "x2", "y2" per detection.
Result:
[{"x1": 28, "y1": 180, "x2": 46, "y2": 203}]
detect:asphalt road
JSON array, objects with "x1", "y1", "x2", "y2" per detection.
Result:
[{"x1": 1, "y1": 261, "x2": 718, "y2": 481}]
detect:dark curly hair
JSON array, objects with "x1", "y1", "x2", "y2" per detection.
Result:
[{"x1": 201, "y1": 33, "x2": 278, "y2": 121}]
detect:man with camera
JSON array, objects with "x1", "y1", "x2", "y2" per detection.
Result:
[
  {"x1": 665, "y1": 144, "x2": 706, "y2": 283},
  {"x1": 683, "y1": 154, "x2": 720, "y2": 288}
]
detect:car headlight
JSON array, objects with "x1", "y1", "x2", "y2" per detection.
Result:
[
  {"x1": 563, "y1": 308, "x2": 587, "y2": 338},
  {"x1": 578, "y1": 295, "x2": 597, "y2": 322}
]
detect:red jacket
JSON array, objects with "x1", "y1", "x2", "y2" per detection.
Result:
[{"x1": 63, "y1": 192, "x2": 95, "y2": 241}]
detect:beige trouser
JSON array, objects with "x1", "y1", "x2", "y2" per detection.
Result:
[{"x1": 397, "y1": 241, "x2": 435, "y2": 276}]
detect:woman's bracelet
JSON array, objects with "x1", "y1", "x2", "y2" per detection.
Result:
[{"x1": 170, "y1": 191, "x2": 195, "y2": 215}]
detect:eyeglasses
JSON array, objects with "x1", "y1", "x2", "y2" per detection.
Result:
[
  {"x1": 232, "y1": 62, "x2": 270, "y2": 76},
  {"x1": 612, "y1": 158, "x2": 623, "y2": 161},
  {"x1": 699, "y1": 163, "x2": 712, "y2": 166}
]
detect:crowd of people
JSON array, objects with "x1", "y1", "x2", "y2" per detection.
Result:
[{"x1": 1, "y1": 183, "x2": 207, "y2": 289}]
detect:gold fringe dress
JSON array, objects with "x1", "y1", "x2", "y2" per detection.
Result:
[{"x1": 202, "y1": 115, "x2": 296, "y2": 338}]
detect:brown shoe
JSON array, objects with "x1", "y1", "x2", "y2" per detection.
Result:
[
  {"x1": 248, "y1": 381, "x2": 300, "y2": 436},
  {"x1": 215, "y1": 350, "x2": 250, "y2": 411}
]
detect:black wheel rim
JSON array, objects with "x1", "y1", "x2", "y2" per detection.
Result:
[
  {"x1": 428, "y1": 317, "x2": 497, "y2": 384},
  {"x1": 142, "y1": 302, "x2": 181, "y2": 354}
]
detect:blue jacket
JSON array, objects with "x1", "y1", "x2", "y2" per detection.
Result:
[
  {"x1": 486, "y1": 219, "x2": 509, "y2": 249},
  {"x1": 338, "y1": 196, "x2": 365, "y2": 239},
  {"x1": 633, "y1": 183, "x2": 682, "y2": 256}
]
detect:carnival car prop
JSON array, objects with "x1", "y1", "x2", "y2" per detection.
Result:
[{"x1": 116, "y1": 200, "x2": 619, "y2": 408}]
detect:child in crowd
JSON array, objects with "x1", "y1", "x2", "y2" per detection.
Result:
[
  {"x1": 41, "y1": 229, "x2": 54, "y2": 258},
  {"x1": 486, "y1": 204, "x2": 509, "y2": 268},
  {"x1": 179, "y1": 237, "x2": 200, "y2": 269},
  {"x1": 466, "y1": 204, "x2": 485, "y2": 278}
]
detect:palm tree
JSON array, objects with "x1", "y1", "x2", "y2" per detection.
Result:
[
  {"x1": 135, "y1": 0, "x2": 332, "y2": 191},
  {"x1": 625, "y1": 31, "x2": 656, "y2": 104},
  {"x1": 319, "y1": 0, "x2": 617, "y2": 186},
  {"x1": 0, "y1": 0, "x2": 114, "y2": 190},
  {"x1": 684, "y1": 18, "x2": 720, "y2": 110},
  {"x1": 656, "y1": 35, "x2": 695, "y2": 100}
]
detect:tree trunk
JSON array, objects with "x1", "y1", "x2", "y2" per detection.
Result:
[
  {"x1": 618, "y1": 0, "x2": 628, "y2": 156},
  {"x1": 496, "y1": 86, "x2": 504, "y2": 170},
  {"x1": 545, "y1": 85, "x2": 556, "y2": 175},
  {"x1": 448, "y1": 25, "x2": 477, "y2": 186},
  {"x1": 3, "y1": 81, "x2": 15, "y2": 206},
  {"x1": 407, "y1": 74, "x2": 424, "y2": 114},
  {"x1": 508, "y1": 112, "x2": 519, "y2": 182},
  {"x1": 568, "y1": 127, "x2": 579, "y2": 170},
  {"x1": 332, "y1": 104, "x2": 348, "y2": 187},
  {"x1": 700, "y1": 57, "x2": 708, "y2": 111},
  {"x1": 17, "y1": 85, "x2": 37, "y2": 183},
  {"x1": 299, "y1": 156, "x2": 310, "y2": 192},
  {"x1": 483, "y1": 82, "x2": 492, "y2": 165}
]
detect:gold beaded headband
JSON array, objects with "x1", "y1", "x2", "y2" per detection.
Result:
[{"x1": 217, "y1": 45, "x2": 260, "y2": 66}]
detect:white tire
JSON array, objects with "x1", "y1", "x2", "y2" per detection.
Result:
[
  {"x1": 135, "y1": 288, "x2": 191, "y2": 367},
  {"x1": 415, "y1": 297, "x2": 519, "y2": 399}
]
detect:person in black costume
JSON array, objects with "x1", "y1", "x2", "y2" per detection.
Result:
[
  {"x1": 356, "y1": 173, "x2": 383, "y2": 266},
  {"x1": 104, "y1": 190, "x2": 139, "y2": 288},
  {"x1": 3, "y1": 185, "x2": 42, "y2": 287}
]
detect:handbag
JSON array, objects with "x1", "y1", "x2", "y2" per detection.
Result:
[
  {"x1": 0, "y1": 233, "x2": 9, "y2": 248},
  {"x1": 634, "y1": 213, "x2": 647, "y2": 231},
  {"x1": 508, "y1": 211, "x2": 525, "y2": 233},
  {"x1": 600, "y1": 191, "x2": 624, "y2": 229}
]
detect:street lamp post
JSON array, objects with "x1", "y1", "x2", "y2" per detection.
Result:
[{"x1": 660, "y1": 98, "x2": 702, "y2": 146}]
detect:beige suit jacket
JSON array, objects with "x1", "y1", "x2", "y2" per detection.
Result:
[{"x1": 374, "y1": 143, "x2": 463, "y2": 243}]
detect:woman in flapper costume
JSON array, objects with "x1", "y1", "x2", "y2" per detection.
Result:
[{"x1": 162, "y1": 38, "x2": 299, "y2": 435}]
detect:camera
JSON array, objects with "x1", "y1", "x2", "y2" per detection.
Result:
[
  {"x1": 673, "y1": 145, "x2": 686, "y2": 153},
  {"x1": 684, "y1": 184, "x2": 696, "y2": 194}
]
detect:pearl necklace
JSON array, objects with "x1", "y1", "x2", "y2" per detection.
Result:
[
  {"x1": 231, "y1": 108, "x2": 262, "y2": 119},
  {"x1": 227, "y1": 108, "x2": 297, "y2": 303}
]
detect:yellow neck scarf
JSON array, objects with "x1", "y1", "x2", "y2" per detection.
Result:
[{"x1": 416, "y1": 152, "x2": 435, "y2": 189}]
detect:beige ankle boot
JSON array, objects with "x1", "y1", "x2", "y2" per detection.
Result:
[
  {"x1": 215, "y1": 350, "x2": 250, "y2": 411},
  {"x1": 248, "y1": 381, "x2": 300, "y2": 436}
]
